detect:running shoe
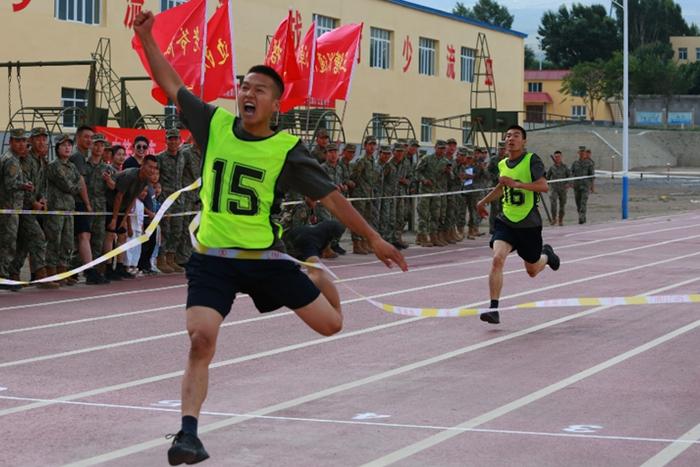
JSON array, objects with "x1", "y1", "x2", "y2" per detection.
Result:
[
  {"x1": 167, "y1": 431, "x2": 209, "y2": 465},
  {"x1": 542, "y1": 244, "x2": 560, "y2": 271}
]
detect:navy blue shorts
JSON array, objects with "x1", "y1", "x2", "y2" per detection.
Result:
[
  {"x1": 74, "y1": 202, "x2": 92, "y2": 234},
  {"x1": 185, "y1": 252, "x2": 321, "y2": 318},
  {"x1": 489, "y1": 218, "x2": 543, "y2": 264}
]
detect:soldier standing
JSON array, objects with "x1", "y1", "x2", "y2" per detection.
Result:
[
  {"x1": 178, "y1": 140, "x2": 203, "y2": 264},
  {"x1": 444, "y1": 138, "x2": 461, "y2": 242},
  {"x1": 546, "y1": 150, "x2": 571, "y2": 226},
  {"x1": 310, "y1": 128, "x2": 330, "y2": 164},
  {"x1": 434, "y1": 140, "x2": 452, "y2": 245},
  {"x1": 156, "y1": 128, "x2": 186, "y2": 273},
  {"x1": 487, "y1": 141, "x2": 507, "y2": 234},
  {"x1": 393, "y1": 142, "x2": 411, "y2": 248},
  {"x1": 318, "y1": 143, "x2": 347, "y2": 257},
  {"x1": 350, "y1": 136, "x2": 377, "y2": 253},
  {"x1": 571, "y1": 146, "x2": 595, "y2": 224},
  {"x1": 0, "y1": 129, "x2": 35, "y2": 290},
  {"x1": 376, "y1": 145, "x2": 396, "y2": 244},
  {"x1": 8, "y1": 128, "x2": 58, "y2": 288}
]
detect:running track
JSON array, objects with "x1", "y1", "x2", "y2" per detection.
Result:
[{"x1": 1, "y1": 211, "x2": 700, "y2": 466}]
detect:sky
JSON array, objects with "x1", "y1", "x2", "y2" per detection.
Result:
[{"x1": 415, "y1": 0, "x2": 700, "y2": 51}]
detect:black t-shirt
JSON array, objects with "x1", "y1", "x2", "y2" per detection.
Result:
[
  {"x1": 123, "y1": 156, "x2": 142, "y2": 169},
  {"x1": 177, "y1": 87, "x2": 336, "y2": 250},
  {"x1": 106, "y1": 168, "x2": 149, "y2": 213},
  {"x1": 497, "y1": 152, "x2": 545, "y2": 228}
]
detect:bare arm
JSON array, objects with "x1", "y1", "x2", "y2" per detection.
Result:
[
  {"x1": 79, "y1": 176, "x2": 92, "y2": 211},
  {"x1": 133, "y1": 11, "x2": 184, "y2": 106},
  {"x1": 110, "y1": 192, "x2": 124, "y2": 226},
  {"x1": 319, "y1": 190, "x2": 408, "y2": 271}
]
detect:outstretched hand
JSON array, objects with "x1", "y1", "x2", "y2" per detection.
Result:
[
  {"x1": 133, "y1": 10, "x2": 155, "y2": 37},
  {"x1": 370, "y1": 237, "x2": 408, "y2": 272}
]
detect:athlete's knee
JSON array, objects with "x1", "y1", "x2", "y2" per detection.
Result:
[
  {"x1": 188, "y1": 330, "x2": 217, "y2": 361},
  {"x1": 318, "y1": 314, "x2": 343, "y2": 336},
  {"x1": 524, "y1": 262, "x2": 540, "y2": 278},
  {"x1": 491, "y1": 254, "x2": 506, "y2": 271}
]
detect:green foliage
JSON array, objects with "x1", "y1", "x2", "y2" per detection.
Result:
[
  {"x1": 613, "y1": 0, "x2": 698, "y2": 50},
  {"x1": 539, "y1": 3, "x2": 620, "y2": 68},
  {"x1": 629, "y1": 42, "x2": 689, "y2": 95},
  {"x1": 678, "y1": 62, "x2": 700, "y2": 94},
  {"x1": 452, "y1": 0, "x2": 514, "y2": 29},
  {"x1": 561, "y1": 59, "x2": 620, "y2": 121},
  {"x1": 524, "y1": 45, "x2": 557, "y2": 70}
]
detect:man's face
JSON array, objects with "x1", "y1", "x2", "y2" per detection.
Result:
[
  {"x1": 498, "y1": 146, "x2": 506, "y2": 157},
  {"x1": 316, "y1": 134, "x2": 329, "y2": 148},
  {"x1": 134, "y1": 140, "x2": 149, "y2": 157},
  {"x1": 30, "y1": 135, "x2": 49, "y2": 156},
  {"x1": 379, "y1": 151, "x2": 391, "y2": 163},
  {"x1": 435, "y1": 146, "x2": 446, "y2": 157},
  {"x1": 447, "y1": 143, "x2": 457, "y2": 156},
  {"x1": 554, "y1": 153, "x2": 562, "y2": 164},
  {"x1": 238, "y1": 72, "x2": 279, "y2": 127},
  {"x1": 466, "y1": 155, "x2": 475, "y2": 166},
  {"x1": 166, "y1": 136, "x2": 181, "y2": 153},
  {"x1": 150, "y1": 169, "x2": 160, "y2": 184},
  {"x1": 407, "y1": 146, "x2": 417, "y2": 156},
  {"x1": 578, "y1": 151, "x2": 585, "y2": 159},
  {"x1": 92, "y1": 141, "x2": 105, "y2": 158},
  {"x1": 141, "y1": 160, "x2": 158, "y2": 179},
  {"x1": 342, "y1": 149, "x2": 354, "y2": 162},
  {"x1": 585, "y1": 150, "x2": 592, "y2": 160},
  {"x1": 325, "y1": 149, "x2": 339, "y2": 164},
  {"x1": 364, "y1": 142, "x2": 377, "y2": 156},
  {"x1": 57, "y1": 141, "x2": 73, "y2": 158},
  {"x1": 113, "y1": 148, "x2": 126, "y2": 166},
  {"x1": 10, "y1": 138, "x2": 28, "y2": 156},
  {"x1": 77, "y1": 129, "x2": 93, "y2": 151},
  {"x1": 393, "y1": 149, "x2": 405, "y2": 162},
  {"x1": 505, "y1": 129, "x2": 525, "y2": 154},
  {"x1": 102, "y1": 149, "x2": 113, "y2": 164}
]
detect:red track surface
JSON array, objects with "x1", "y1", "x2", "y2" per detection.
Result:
[{"x1": 2, "y1": 212, "x2": 700, "y2": 466}]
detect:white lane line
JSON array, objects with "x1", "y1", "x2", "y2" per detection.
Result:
[
  {"x1": 62, "y1": 277, "x2": 700, "y2": 466},
  {"x1": 363, "y1": 329, "x2": 700, "y2": 464},
  {"x1": 640, "y1": 421, "x2": 700, "y2": 466},
  {"x1": 3, "y1": 235, "x2": 699, "y2": 369},
  {"x1": 2, "y1": 395, "x2": 697, "y2": 447},
  {"x1": 5, "y1": 220, "x2": 698, "y2": 337},
  {"x1": 0, "y1": 284, "x2": 186, "y2": 312}
]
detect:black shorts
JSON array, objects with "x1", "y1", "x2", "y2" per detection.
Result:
[
  {"x1": 489, "y1": 218, "x2": 543, "y2": 264},
  {"x1": 74, "y1": 202, "x2": 92, "y2": 234},
  {"x1": 105, "y1": 208, "x2": 127, "y2": 234},
  {"x1": 185, "y1": 252, "x2": 321, "y2": 318}
]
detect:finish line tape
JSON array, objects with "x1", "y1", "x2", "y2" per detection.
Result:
[{"x1": 364, "y1": 294, "x2": 700, "y2": 318}]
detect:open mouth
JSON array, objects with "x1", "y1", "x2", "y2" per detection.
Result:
[{"x1": 243, "y1": 102, "x2": 256, "y2": 116}]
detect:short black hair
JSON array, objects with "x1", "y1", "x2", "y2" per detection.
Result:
[
  {"x1": 134, "y1": 135, "x2": 149, "y2": 145},
  {"x1": 553, "y1": 150, "x2": 562, "y2": 155},
  {"x1": 247, "y1": 65, "x2": 285, "y2": 98},
  {"x1": 76, "y1": 125, "x2": 94, "y2": 136},
  {"x1": 111, "y1": 144, "x2": 125, "y2": 155},
  {"x1": 505, "y1": 125, "x2": 527, "y2": 140},
  {"x1": 143, "y1": 155, "x2": 158, "y2": 165}
]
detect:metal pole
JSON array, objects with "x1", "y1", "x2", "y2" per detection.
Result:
[{"x1": 622, "y1": 0, "x2": 629, "y2": 219}]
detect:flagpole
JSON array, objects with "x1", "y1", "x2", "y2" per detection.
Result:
[
  {"x1": 228, "y1": 0, "x2": 239, "y2": 114},
  {"x1": 304, "y1": 21, "x2": 317, "y2": 140},
  {"x1": 199, "y1": 0, "x2": 208, "y2": 100}
]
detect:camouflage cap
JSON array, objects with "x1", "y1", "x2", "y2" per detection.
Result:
[
  {"x1": 392, "y1": 142, "x2": 405, "y2": 151},
  {"x1": 435, "y1": 139, "x2": 447, "y2": 148},
  {"x1": 30, "y1": 127, "x2": 48, "y2": 137},
  {"x1": 409, "y1": 138, "x2": 420, "y2": 147},
  {"x1": 418, "y1": 149, "x2": 427, "y2": 156},
  {"x1": 497, "y1": 141, "x2": 506, "y2": 148},
  {"x1": 166, "y1": 128, "x2": 181, "y2": 139},
  {"x1": 343, "y1": 143, "x2": 357, "y2": 152},
  {"x1": 9, "y1": 128, "x2": 27, "y2": 139},
  {"x1": 446, "y1": 137, "x2": 458, "y2": 145},
  {"x1": 379, "y1": 145, "x2": 392, "y2": 153},
  {"x1": 578, "y1": 145, "x2": 587, "y2": 151},
  {"x1": 103, "y1": 140, "x2": 112, "y2": 149},
  {"x1": 92, "y1": 133, "x2": 107, "y2": 143},
  {"x1": 55, "y1": 134, "x2": 73, "y2": 146},
  {"x1": 364, "y1": 135, "x2": 377, "y2": 145},
  {"x1": 316, "y1": 128, "x2": 329, "y2": 137},
  {"x1": 324, "y1": 143, "x2": 338, "y2": 152},
  {"x1": 457, "y1": 147, "x2": 468, "y2": 156}
]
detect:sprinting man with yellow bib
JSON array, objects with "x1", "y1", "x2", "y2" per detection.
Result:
[
  {"x1": 476, "y1": 125, "x2": 560, "y2": 325},
  {"x1": 132, "y1": 10, "x2": 407, "y2": 465}
]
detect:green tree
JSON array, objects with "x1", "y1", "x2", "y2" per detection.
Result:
[
  {"x1": 678, "y1": 62, "x2": 700, "y2": 94},
  {"x1": 538, "y1": 3, "x2": 620, "y2": 68},
  {"x1": 613, "y1": 0, "x2": 698, "y2": 50},
  {"x1": 452, "y1": 0, "x2": 514, "y2": 29},
  {"x1": 524, "y1": 45, "x2": 557, "y2": 70},
  {"x1": 560, "y1": 60, "x2": 614, "y2": 122},
  {"x1": 629, "y1": 42, "x2": 688, "y2": 96}
]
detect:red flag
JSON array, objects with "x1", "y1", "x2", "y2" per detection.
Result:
[
  {"x1": 131, "y1": 0, "x2": 206, "y2": 105},
  {"x1": 192, "y1": 0, "x2": 237, "y2": 101},
  {"x1": 279, "y1": 23, "x2": 315, "y2": 113},
  {"x1": 311, "y1": 23, "x2": 363, "y2": 106}
]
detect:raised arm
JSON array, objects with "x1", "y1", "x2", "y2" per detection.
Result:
[{"x1": 133, "y1": 10, "x2": 184, "y2": 106}]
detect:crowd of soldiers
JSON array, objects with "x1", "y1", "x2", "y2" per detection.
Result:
[
  {"x1": 0, "y1": 125, "x2": 202, "y2": 291},
  {"x1": 1, "y1": 123, "x2": 596, "y2": 290}
]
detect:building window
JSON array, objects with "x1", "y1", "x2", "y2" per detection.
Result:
[
  {"x1": 164, "y1": 100, "x2": 178, "y2": 129},
  {"x1": 527, "y1": 82, "x2": 543, "y2": 92},
  {"x1": 679, "y1": 48, "x2": 688, "y2": 60},
  {"x1": 418, "y1": 37, "x2": 437, "y2": 76},
  {"x1": 161, "y1": 0, "x2": 186, "y2": 11},
  {"x1": 313, "y1": 14, "x2": 338, "y2": 38},
  {"x1": 370, "y1": 27, "x2": 392, "y2": 70},
  {"x1": 572, "y1": 105, "x2": 587, "y2": 119},
  {"x1": 372, "y1": 113, "x2": 389, "y2": 139},
  {"x1": 696, "y1": 48, "x2": 700, "y2": 60},
  {"x1": 461, "y1": 120, "x2": 470, "y2": 145},
  {"x1": 420, "y1": 117, "x2": 434, "y2": 143},
  {"x1": 61, "y1": 87, "x2": 88, "y2": 128},
  {"x1": 460, "y1": 47, "x2": 475, "y2": 82},
  {"x1": 55, "y1": 0, "x2": 101, "y2": 25}
]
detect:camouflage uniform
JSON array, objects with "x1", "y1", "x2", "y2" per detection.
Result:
[
  {"x1": 177, "y1": 143, "x2": 203, "y2": 263},
  {"x1": 157, "y1": 137, "x2": 186, "y2": 257},
  {"x1": 350, "y1": 141, "x2": 377, "y2": 236},
  {"x1": 85, "y1": 141, "x2": 116, "y2": 262},
  {"x1": 394, "y1": 149, "x2": 412, "y2": 241},
  {"x1": 45, "y1": 143, "x2": 82, "y2": 268},
  {"x1": 414, "y1": 152, "x2": 435, "y2": 237},
  {"x1": 487, "y1": 150, "x2": 505, "y2": 233},
  {"x1": 433, "y1": 144, "x2": 451, "y2": 235},
  {"x1": 318, "y1": 144, "x2": 346, "y2": 222},
  {"x1": 377, "y1": 146, "x2": 398, "y2": 242},
  {"x1": 571, "y1": 154, "x2": 595, "y2": 224},
  {"x1": 453, "y1": 149, "x2": 471, "y2": 232},
  {"x1": 0, "y1": 143, "x2": 26, "y2": 279},
  {"x1": 546, "y1": 161, "x2": 571, "y2": 224}
]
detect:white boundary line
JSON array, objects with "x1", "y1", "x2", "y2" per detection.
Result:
[
  {"x1": 640, "y1": 422, "x2": 700, "y2": 466},
  {"x1": 62, "y1": 277, "x2": 700, "y2": 466},
  {"x1": 1, "y1": 394, "x2": 697, "y2": 447},
  {"x1": 3, "y1": 234, "x2": 699, "y2": 368}
]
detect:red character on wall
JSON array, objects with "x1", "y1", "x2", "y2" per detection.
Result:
[
  {"x1": 446, "y1": 44, "x2": 456, "y2": 80},
  {"x1": 12, "y1": 0, "x2": 32, "y2": 12},
  {"x1": 124, "y1": 0, "x2": 145, "y2": 29},
  {"x1": 402, "y1": 35, "x2": 413, "y2": 73}
]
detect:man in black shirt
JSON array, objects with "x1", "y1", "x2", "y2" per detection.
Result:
[
  {"x1": 134, "y1": 10, "x2": 406, "y2": 465},
  {"x1": 477, "y1": 125, "x2": 560, "y2": 324}
]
